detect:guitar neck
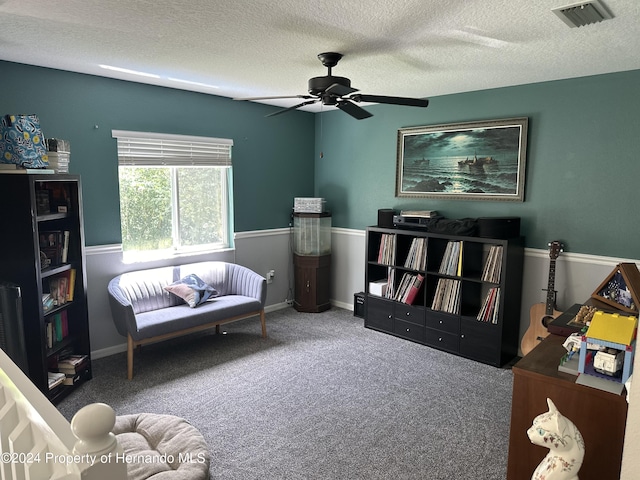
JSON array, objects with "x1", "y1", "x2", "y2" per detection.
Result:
[{"x1": 545, "y1": 258, "x2": 557, "y2": 315}]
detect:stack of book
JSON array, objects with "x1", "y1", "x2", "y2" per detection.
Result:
[
  {"x1": 46, "y1": 138, "x2": 71, "y2": 173},
  {"x1": 42, "y1": 292, "x2": 54, "y2": 312},
  {"x1": 55, "y1": 354, "x2": 88, "y2": 385},
  {"x1": 48, "y1": 371, "x2": 65, "y2": 390},
  {"x1": 0, "y1": 164, "x2": 55, "y2": 174}
]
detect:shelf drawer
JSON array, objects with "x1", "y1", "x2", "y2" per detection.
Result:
[
  {"x1": 365, "y1": 296, "x2": 393, "y2": 332},
  {"x1": 425, "y1": 310, "x2": 460, "y2": 335},
  {"x1": 460, "y1": 319, "x2": 501, "y2": 365},
  {"x1": 393, "y1": 319, "x2": 425, "y2": 343},
  {"x1": 425, "y1": 328, "x2": 459, "y2": 353},
  {"x1": 394, "y1": 304, "x2": 425, "y2": 325}
]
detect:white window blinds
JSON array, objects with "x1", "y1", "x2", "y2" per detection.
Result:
[{"x1": 112, "y1": 130, "x2": 233, "y2": 166}]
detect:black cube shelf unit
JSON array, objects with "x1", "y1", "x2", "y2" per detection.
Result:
[{"x1": 364, "y1": 226, "x2": 524, "y2": 367}]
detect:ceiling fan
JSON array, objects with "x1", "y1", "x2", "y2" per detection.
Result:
[{"x1": 234, "y1": 52, "x2": 429, "y2": 120}]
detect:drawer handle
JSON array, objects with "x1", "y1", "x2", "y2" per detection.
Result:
[
  {"x1": 438, "y1": 337, "x2": 442, "y2": 342},
  {"x1": 388, "y1": 315, "x2": 392, "y2": 319},
  {"x1": 439, "y1": 320, "x2": 443, "y2": 324},
  {"x1": 406, "y1": 312, "x2": 410, "y2": 316},
  {"x1": 406, "y1": 328, "x2": 410, "y2": 332},
  {"x1": 461, "y1": 334, "x2": 465, "y2": 339}
]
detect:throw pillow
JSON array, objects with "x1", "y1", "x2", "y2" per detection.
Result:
[{"x1": 164, "y1": 274, "x2": 218, "y2": 308}]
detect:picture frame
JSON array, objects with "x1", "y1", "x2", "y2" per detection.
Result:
[
  {"x1": 591, "y1": 263, "x2": 640, "y2": 314},
  {"x1": 396, "y1": 117, "x2": 528, "y2": 201},
  {"x1": 35, "y1": 189, "x2": 51, "y2": 215}
]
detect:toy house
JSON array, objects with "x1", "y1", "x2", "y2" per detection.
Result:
[{"x1": 578, "y1": 311, "x2": 638, "y2": 386}]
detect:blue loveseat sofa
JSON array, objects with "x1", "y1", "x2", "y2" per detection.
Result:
[{"x1": 108, "y1": 261, "x2": 267, "y2": 379}]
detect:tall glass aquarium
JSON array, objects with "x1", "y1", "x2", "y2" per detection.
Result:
[{"x1": 293, "y1": 213, "x2": 331, "y2": 256}]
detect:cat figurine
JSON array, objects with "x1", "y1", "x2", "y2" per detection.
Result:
[{"x1": 527, "y1": 398, "x2": 585, "y2": 480}]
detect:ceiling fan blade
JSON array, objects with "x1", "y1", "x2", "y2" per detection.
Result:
[
  {"x1": 234, "y1": 94, "x2": 314, "y2": 101},
  {"x1": 336, "y1": 100, "x2": 372, "y2": 120},
  {"x1": 351, "y1": 94, "x2": 429, "y2": 108},
  {"x1": 325, "y1": 83, "x2": 359, "y2": 97},
  {"x1": 265, "y1": 99, "x2": 320, "y2": 117}
]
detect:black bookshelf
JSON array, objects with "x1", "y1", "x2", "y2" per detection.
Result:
[{"x1": 0, "y1": 174, "x2": 91, "y2": 403}]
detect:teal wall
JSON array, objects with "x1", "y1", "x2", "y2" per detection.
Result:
[
  {"x1": 2, "y1": 60, "x2": 639, "y2": 259},
  {"x1": 315, "y1": 70, "x2": 640, "y2": 259},
  {"x1": 0, "y1": 61, "x2": 315, "y2": 245}
]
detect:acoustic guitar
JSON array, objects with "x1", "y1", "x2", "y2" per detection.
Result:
[{"x1": 521, "y1": 240, "x2": 564, "y2": 356}]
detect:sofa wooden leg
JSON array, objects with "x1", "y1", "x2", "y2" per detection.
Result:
[
  {"x1": 260, "y1": 309, "x2": 267, "y2": 338},
  {"x1": 127, "y1": 335, "x2": 134, "y2": 380}
]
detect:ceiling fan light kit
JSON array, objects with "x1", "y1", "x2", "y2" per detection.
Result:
[{"x1": 235, "y1": 52, "x2": 430, "y2": 120}]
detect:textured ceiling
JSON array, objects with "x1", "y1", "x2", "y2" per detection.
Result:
[{"x1": 1, "y1": 0, "x2": 639, "y2": 113}]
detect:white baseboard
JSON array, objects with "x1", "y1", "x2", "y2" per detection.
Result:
[{"x1": 92, "y1": 343, "x2": 127, "y2": 360}]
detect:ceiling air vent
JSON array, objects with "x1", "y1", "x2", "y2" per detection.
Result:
[{"x1": 552, "y1": 0, "x2": 613, "y2": 28}]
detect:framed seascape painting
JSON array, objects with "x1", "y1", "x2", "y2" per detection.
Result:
[{"x1": 396, "y1": 117, "x2": 528, "y2": 201}]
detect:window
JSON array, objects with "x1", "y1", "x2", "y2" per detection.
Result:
[{"x1": 112, "y1": 130, "x2": 234, "y2": 261}]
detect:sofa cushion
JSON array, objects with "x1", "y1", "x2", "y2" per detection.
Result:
[
  {"x1": 134, "y1": 295, "x2": 263, "y2": 339},
  {"x1": 164, "y1": 274, "x2": 218, "y2": 308}
]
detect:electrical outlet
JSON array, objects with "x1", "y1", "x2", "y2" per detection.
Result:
[{"x1": 266, "y1": 269, "x2": 275, "y2": 284}]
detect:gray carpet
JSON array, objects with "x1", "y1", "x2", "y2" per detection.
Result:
[{"x1": 57, "y1": 307, "x2": 515, "y2": 479}]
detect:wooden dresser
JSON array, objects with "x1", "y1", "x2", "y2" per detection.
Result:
[{"x1": 507, "y1": 334, "x2": 628, "y2": 479}]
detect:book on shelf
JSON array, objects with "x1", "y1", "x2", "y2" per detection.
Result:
[
  {"x1": 0, "y1": 166, "x2": 55, "y2": 174},
  {"x1": 61, "y1": 230, "x2": 70, "y2": 263},
  {"x1": 438, "y1": 241, "x2": 462, "y2": 276},
  {"x1": 46, "y1": 311, "x2": 68, "y2": 348},
  {"x1": 431, "y1": 278, "x2": 461, "y2": 314},
  {"x1": 56, "y1": 354, "x2": 88, "y2": 375},
  {"x1": 481, "y1": 245, "x2": 503, "y2": 283},
  {"x1": 384, "y1": 267, "x2": 396, "y2": 299},
  {"x1": 377, "y1": 233, "x2": 396, "y2": 265},
  {"x1": 394, "y1": 272, "x2": 412, "y2": 302},
  {"x1": 49, "y1": 276, "x2": 68, "y2": 306},
  {"x1": 42, "y1": 293, "x2": 54, "y2": 312},
  {"x1": 66, "y1": 268, "x2": 76, "y2": 302},
  {"x1": 403, "y1": 237, "x2": 427, "y2": 270},
  {"x1": 401, "y1": 273, "x2": 424, "y2": 305},
  {"x1": 39, "y1": 230, "x2": 69, "y2": 267},
  {"x1": 477, "y1": 287, "x2": 501, "y2": 324},
  {"x1": 63, "y1": 371, "x2": 85, "y2": 386},
  {"x1": 48, "y1": 371, "x2": 66, "y2": 390}
]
